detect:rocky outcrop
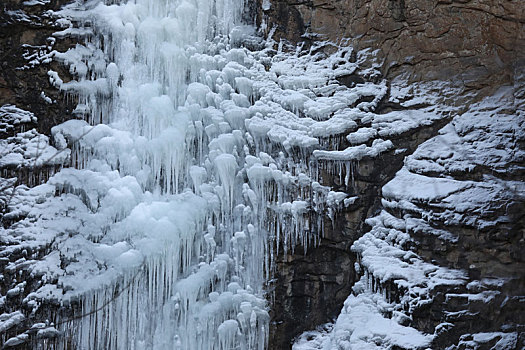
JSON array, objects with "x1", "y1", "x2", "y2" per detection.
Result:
[
  {"x1": 0, "y1": 0, "x2": 76, "y2": 136},
  {"x1": 0, "y1": 0, "x2": 523, "y2": 349},
  {"x1": 258, "y1": 0, "x2": 525, "y2": 87},
  {"x1": 0, "y1": 0, "x2": 75, "y2": 216},
  {"x1": 269, "y1": 83, "x2": 458, "y2": 347}
]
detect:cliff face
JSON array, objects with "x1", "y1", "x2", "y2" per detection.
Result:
[
  {"x1": 259, "y1": 0, "x2": 524, "y2": 87},
  {"x1": 1, "y1": 2, "x2": 74, "y2": 347},
  {"x1": 258, "y1": 0, "x2": 525, "y2": 348},
  {"x1": 0, "y1": 0, "x2": 76, "y2": 186},
  {"x1": 0, "y1": 0, "x2": 523, "y2": 349}
]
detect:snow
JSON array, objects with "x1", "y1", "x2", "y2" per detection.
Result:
[
  {"x1": 314, "y1": 139, "x2": 393, "y2": 161},
  {"x1": 293, "y1": 285, "x2": 433, "y2": 350},
  {"x1": 0, "y1": 105, "x2": 36, "y2": 131},
  {"x1": 383, "y1": 168, "x2": 470, "y2": 202},
  {"x1": 382, "y1": 91, "x2": 525, "y2": 230},
  {"x1": 452, "y1": 332, "x2": 518, "y2": 350},
  {"x1": 23, "y1": 0, "x2": 51, "y2": 5},
  {"x1": 4, "y1": 333, "x2": 29, "y2": 347},
  {"x1": 347, "y1": 127, "x2": 377, "y2": 145},
  {"x1": 293, "y1": 208, "x2": 468, "y2": 349},
  {"x1": 405, "y1": 86, "x2": 525, "y2": 177},
  {"x1": 0, "y1": 311, "x2": 25, "y2": 333},
  {"x1": 262, "y1": 0, "x2": 272, "y2": 11},
  {"x1": 0, "y1": 106, "x2": 69, "y2": 179},
  {"x1": 354, "y1": 211, "x2": 467, "y2": 291}
]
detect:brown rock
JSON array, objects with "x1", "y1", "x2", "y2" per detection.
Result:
[
  {"x1": 0, "y1": 0, "x2": 76, "y2": 136},
  {"x1": 258, "y1": 0, "x2": 525, "y2": 87}
]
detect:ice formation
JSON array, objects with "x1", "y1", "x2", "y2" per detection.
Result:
[
  {"x1": 2, "y1": 0, "x2": 523, "y2": 348},
  {"x1": 3, "y1": 0, "x2": 368, "y2": 348}
]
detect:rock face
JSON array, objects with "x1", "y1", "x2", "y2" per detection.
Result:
[
  {"x1": 1, "y1": 2, "x2": 74, "y2": 348},
  {"x1": 0, "y1": 0, "x2": 75, "y2": 213},
  {"x1": 0, "y1": 0, "x2": 76, "y2": 136},
  {"x1": 0, "y1": 0, "x2": 523, "y2": 349},
  {"x1": 269, "y1": 88, "x2": 456, "y2": 347},
  {"x1": 258, "y1": 0, "x2": 525, "y2": 348},
  {"x1": 259, "y1": 0, "x2": 525, "y2": 87}
]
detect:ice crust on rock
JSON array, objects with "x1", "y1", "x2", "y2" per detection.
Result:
[
  {"x1": 292, "y1": 209, "x2": 466, "y2": 350},
  {"x1": 293, "y1": 286, "x2": 433, "y2": 350},
  {"x1": 294, "y1": 83, "x2": 524, "y2": 350},
  {"x1": 0, "y1": 106, "x2": 69, "y2": 170},
  {"x1": 406, "y1": 86, "x2": 525, "y2": 177},
  {"x1": 313, "y1": 139, "x2": 393, "y2": 161},
  {"x1": 0, "y1": 129, "x2": 68, "y2": 168},
  {"x1": 0, "y1": 105, "x2": 37, "y2": 134}
]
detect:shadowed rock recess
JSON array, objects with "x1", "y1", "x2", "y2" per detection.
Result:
[{"x1": 0, "y1": 0, "x2": 523, "y2": 349}]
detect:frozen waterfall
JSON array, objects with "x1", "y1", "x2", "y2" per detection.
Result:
[
  {"x1": 4, "y1": 0, "x2": 397, "y2": 347},
  {"x1": 2, "y1": 0, "x2": 522, "y2": 348},
  {"x1": 51, "y1": 0, "x2": 272, "y2": 349}
]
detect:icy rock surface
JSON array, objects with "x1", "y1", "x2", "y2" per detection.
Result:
[
  {"x1": 293, "y1": 84, "x2": 525, "y2": 349},
  {"x1": 0, "y1": 105, "x2": 69, "y2": 189}
]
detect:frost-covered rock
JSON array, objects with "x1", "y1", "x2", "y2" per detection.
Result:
[{"x1": 295, "y1": 80, "x2": 524, "y2": 349}]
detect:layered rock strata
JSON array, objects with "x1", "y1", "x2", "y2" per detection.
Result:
[{"x1": 258, "y1": 0, "x2": 525, "y2": 87}]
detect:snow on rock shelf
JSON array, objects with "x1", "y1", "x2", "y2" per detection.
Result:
[
  {"x1": 0, "y1": 105, "x2": 69, "y2": 188},
  {"x1": 293, "y1": 84, "x2": 525, "y2": 349}
]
